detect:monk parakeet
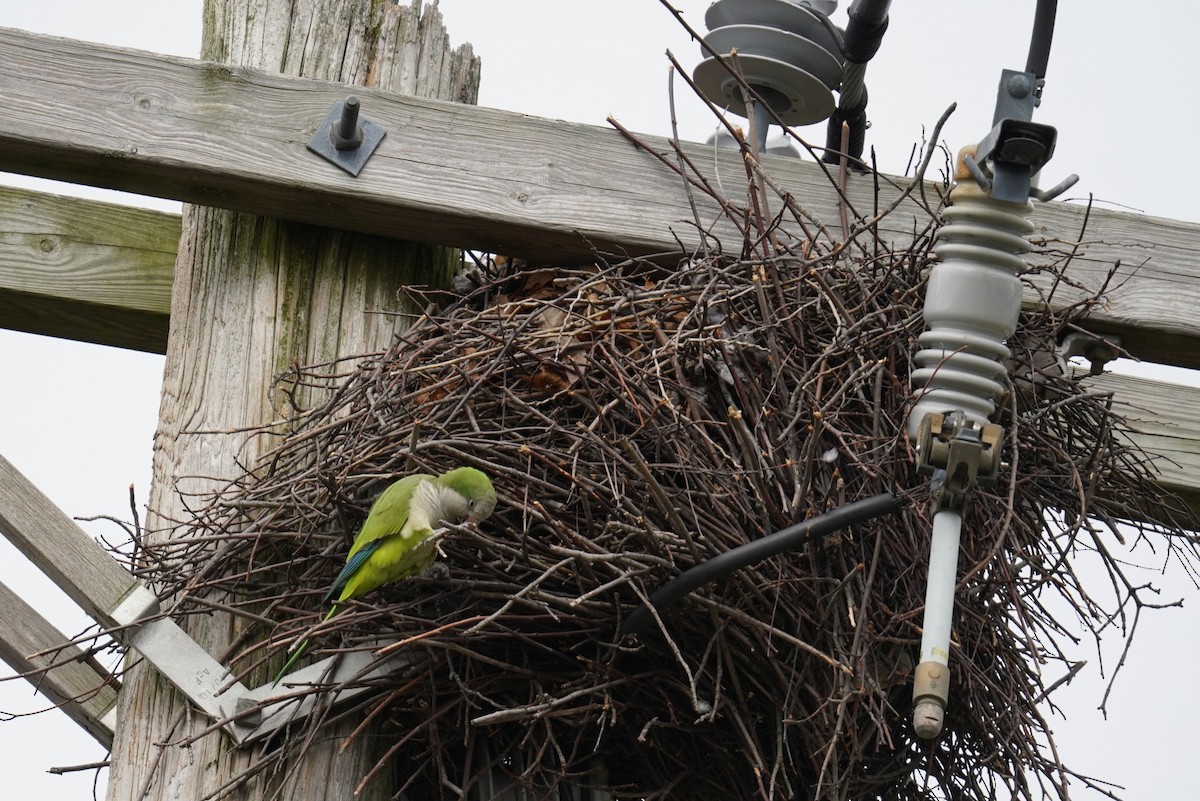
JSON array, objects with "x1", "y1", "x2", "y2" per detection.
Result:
[{"x1": 275, "y1": 466, "x2": 497, "y2": 681}]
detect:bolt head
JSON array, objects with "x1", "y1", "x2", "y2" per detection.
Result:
[
  {"x1": 1007, "y1": 74, "x2": 1032, "y2": 99},
  {"x1": 331, "y1": 124, "x2": 364, "y2": 151},
  {"x1": 232, "y1": 695, "x2": 263, "y2": 726}
]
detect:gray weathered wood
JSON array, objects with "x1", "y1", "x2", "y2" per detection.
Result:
[
  {"x1": 104, "y1": 3, "x2": 478, "y2": 800},
  {"x1": 0, "y1": 452, "x2": 139, "y2": 625},
  {"x1": 1, "y1": 202, "x2": 1198, "y2": 521},
  {"x1": 1085, "y1": 371, "x2": 1200, "y2": 519},
  {"x1": 0, "y1": 580, "x2": 117, "y2": 748},
  {"x1": 2, "y1": 179, "x2": 1197, "y2": 370},
  {"x1": 0, "y1": 25, "x2": 1198, "y2": 366},
  {"x1": 1027, "y1": 203, "x2": 1200, "y2": 367},
  {"x1": 3, "y1": 191, "x2": 1196, "y2": 517},
  {"x1": 0, "y1": 185, "x2": 177, "y2": 351}
]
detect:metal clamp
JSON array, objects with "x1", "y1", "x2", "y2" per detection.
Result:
[
  {"x1": 915, "y1": 410, "x2": 1003, "y2": 513},
  {"x1": 307, "y1": 95, "x2": 387, "y2": 177},
  {"x1": 1059, "y1": 332, "x2": 1121, "y2": 376},
  {"x1": 964, "y1": 67, "x2": 1062, "y2": 204},
  {"x1": 975, "y1": 117, "x2": 1058, "y2": 204}
]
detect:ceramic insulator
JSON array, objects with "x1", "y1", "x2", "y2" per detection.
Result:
[{"x1": 907, "y1": 154, "x2": 1034, "y2": 439}]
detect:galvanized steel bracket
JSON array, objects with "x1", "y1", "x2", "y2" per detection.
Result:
[
  {"x1": 1059, "y1": 332, "x2": 1121, "y2": 376},
  {"x1": 225, "y1": 647, "x2": 418, "y2": 745},
  {"x1": 972, "y1": 68, "x2": 1060, "y2": 204},
  {"x1": 104, "y1": 580, "x2": 415, "y2": 745},
  {"x1": 307, "y1": 95, "x2": 387, "y2": 177}
]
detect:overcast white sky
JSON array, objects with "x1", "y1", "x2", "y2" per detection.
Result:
[{"x1": 0, "y1": 1, "x2": 1197, "y2": 799}]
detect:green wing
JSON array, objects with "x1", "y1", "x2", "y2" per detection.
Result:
[
  {"x1": 324, "y1": 473, "x2": 433, "y2": 603},
  {"x1": 281, "y1": 474, "x2": 435, "y2": 682},
  {"x1": 347, "y1": 473, "x2": 431, "y2": 557}
]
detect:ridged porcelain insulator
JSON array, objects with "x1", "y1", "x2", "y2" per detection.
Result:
[
  {"x1": 693, "y1": 0, "x2": 844, "y2": 126},
  {"x1": 907, "y1": 149, "x2": 1034, "y2": 439}
]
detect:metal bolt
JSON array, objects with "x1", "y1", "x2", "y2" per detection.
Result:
[
  {"x1": 1006, "y1": 73, "x2": 1032, "y2": 99},
  {"x1": 331, "y1": 96, "x2": 364, "y2": 151},
  {"x1": 338, "y1": 97, "x2": 360, "y2": 138},
  {"x1": 232, "y1": 696, "x2": 262, "y2": 728}
]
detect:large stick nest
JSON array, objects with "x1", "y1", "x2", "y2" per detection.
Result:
[{"x1": 129, "y1": 132, "x2": 1196, "y2": 801}]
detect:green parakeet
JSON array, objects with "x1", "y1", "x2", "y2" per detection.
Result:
[{"x1": 275, "y1": 466, "x2": 497, "y2": 682}]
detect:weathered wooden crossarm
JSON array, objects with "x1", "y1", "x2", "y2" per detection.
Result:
[
  {"x1": 1, "y1": 26, "x2": 1199, "y2": 366},
  {"x1": 0, "y1": 452, "x2": 250, "y2": 722},
  {"x1": 2, "y1": 182, "x2": 1198, "y2": 512},
  {"x1": 0, "y1": 453, "x2": 142, "y2": 624},
  {"x1": 0, "y1": 185, "x2": 177, "y2": 352},
  {"x1": 1024, "y1": 202, "x2": 1200, "y2": 367},
  {"x1": 1085, "y1": 371, "x2": 1200, "y2": 519},
  {"x1": 0, "y1": 25, "x2": 708, "y2": 264},
  {"x1": 0, "y1": 580, "x2": 118, "y2": 748}
]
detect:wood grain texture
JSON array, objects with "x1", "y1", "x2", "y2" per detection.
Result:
[
  {"x1": 0, "y1": 580, "x2": 117, "y2": 748},
  {"x1": 1028, "y1": 202, "x2": 1200, "y2": 367},
  {"x1": 0, "y1": 25, "x2": 1198, "y2": 365},
  {"x1": 1084, "y1": 371, "x2": 1200, "y2": 519},
  {"x1": 0, "y1": 452, "x2": 138, "y2": 624},
  {"x1": 103, "y1": 3, "x2": 478, "y2": 800},
  {"x1": 0, "y1": 185, "x2": 177, "y2": 351}
]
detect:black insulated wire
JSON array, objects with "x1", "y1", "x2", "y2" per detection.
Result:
[
  {"x1": 822, "y1": 99, "x2": 868, "y2": 166},
  {"x1": 621, "y1": 493, "x2": 902, "y2": 637},
  {"x1": 1025, "y1": 0, "x2": 1058, "y2": 79},
  {"x1": 824, "y1": 0, "x2": 892, "y2": 165},
  {"x1": 841, "y1": 0, "x2": 892, "y2": 63}
]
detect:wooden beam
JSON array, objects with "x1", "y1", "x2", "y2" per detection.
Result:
[
  {"x1": 0, "y1": 27, "x2": 1198, "y2": 366},
  {"x1": 0, "y1": 185, "x2": 177, "y2": 352},
  {"x1": 0, "y1": 452, "x2": 141, "y2": 627},
  {"x1": 1085, "y1": 371, "x2": 1200, "y2": 519},
  {"x1": 1027, "y1": 203, "x2": 1200, "y2": 368},
  {"x1": 0, "y1": 580, "x2": 117, "y2": 748}
]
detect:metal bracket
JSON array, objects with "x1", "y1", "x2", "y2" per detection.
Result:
[
  {"x1": 971, "y1": 68, "x2": 1061, "y2": 204},
  {"x1": 108, "y1": 583, "x2": 251, "y2": 728},
  {"x1": 113, "y1": 592, "x2": 415, "y2": 745},
  {"x1": 1059, "y1": 331, "x2": 1121, "y2": 376},
  {"x1": 225, "y1": 646, "x2": 417, "y2": 744},
  {"x1": 307, "y1": 95, "x2": 387, "y2": 177},
  {"x1": 915, "y1": 410, "x2": 1003, "y2": 513},
  {"x1": 102, "y1": 573, "x2": 414, "y2": 746},
  {"x1": 991, "y1": 68, "x2": 1040, "y2": 125},
  {"x1": 975, "y1": 117, "x2": 1058, "y2": 204}
]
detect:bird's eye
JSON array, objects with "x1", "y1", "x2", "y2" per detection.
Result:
[{"x1": 468, "y1": 499, "x2": 476, "y2": 508}]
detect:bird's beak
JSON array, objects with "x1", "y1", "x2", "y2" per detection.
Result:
[{"x1": 465, "y1": 515, "x2": 479, "y2": 526}]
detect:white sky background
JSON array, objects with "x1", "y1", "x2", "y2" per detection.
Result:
[{"x1": 0, "y1": 0, "x2": 1196, "y2": 798}]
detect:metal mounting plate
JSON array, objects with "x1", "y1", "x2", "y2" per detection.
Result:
[
  {"x1": 307, "y1": 99, "x2": 387, "y2": 177},
  {"x1": 225, "y1": 647, "x2": 417, "y2": 744}
]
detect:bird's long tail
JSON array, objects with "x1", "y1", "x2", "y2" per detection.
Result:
[{"x1": 273, "y1": 605, "x2": 338, "y2": 684}]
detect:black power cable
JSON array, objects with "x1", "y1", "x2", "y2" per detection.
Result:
[
  {"x1": 1026, "y1": 0, "x2": 1058, "y2": 79},
  {"x1": 622, "y1": 493, "x2": 902, "y2": 637},
  {"x1": 822, "y1": 0, "x2": 892, "y2": 167},
  {"x1": 841, "y1": 0, "x2": 891, "y2": 63}
]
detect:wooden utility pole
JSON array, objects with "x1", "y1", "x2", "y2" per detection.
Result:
[{"x1": 104, "y1": 2, "x2": 478, "y2": 799}]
